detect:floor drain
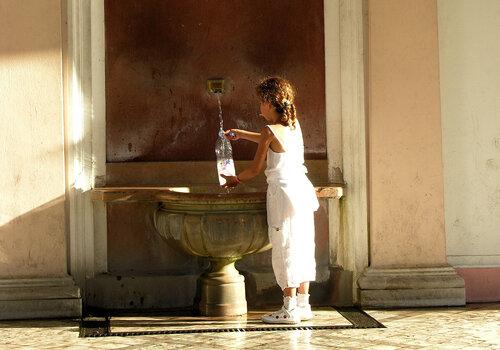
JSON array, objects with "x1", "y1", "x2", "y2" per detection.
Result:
[
  {"x1": 79, "y1": 317, "x2": 110, "y2": 337},
  {"x1": 79, "y1": 306, "x2": 384, "y2": 337},
  {"x1": 335, "y1": 307, "x2": 385, "y2": 328}
]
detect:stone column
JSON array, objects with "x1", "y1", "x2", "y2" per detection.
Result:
[{"x1": 358, "y1": 0, "x2": 465, "y2": 307}]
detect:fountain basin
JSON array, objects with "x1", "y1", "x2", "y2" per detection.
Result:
[{"x1": 153, "y1": 197, "x2": 270, "y2": 259}]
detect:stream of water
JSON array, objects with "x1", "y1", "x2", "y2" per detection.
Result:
[{"x1": 214, "y1": 93, "x2": 236, "y2": 191}]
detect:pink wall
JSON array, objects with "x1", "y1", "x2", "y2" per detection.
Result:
[
  {"x1": 367, "y1": 0, "x2": 447, "y2": 268},
  {"x1": 456, "y1": 268, "x2": 500, "y2": 302}
]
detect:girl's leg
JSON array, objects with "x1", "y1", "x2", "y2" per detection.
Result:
[
  {"x1": 283, "y1": 287, "x2": 297, "y2": 297},
  {"x1": 297, "y1": 282, "x2": 313, "y2": 320},
  {"x1": 298, "y1": 282, "x2": 309, "y2": 294}
]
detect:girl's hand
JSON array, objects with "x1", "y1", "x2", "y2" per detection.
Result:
[
  {"x1": 224, "y1": 129, "x2": 241, "y2": 141},
  {"x1": 220, "y1": 174, "x2": 239, "y2": 188}
]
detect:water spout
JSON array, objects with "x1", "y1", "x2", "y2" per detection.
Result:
[{"x1": 207, "y1": 78, "x2": 225, "y2": 94}]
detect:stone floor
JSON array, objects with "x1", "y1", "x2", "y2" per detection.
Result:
[
  {"x1": 0, "y1": 303, "x2": 498, "y2": 349},
  {"x1": 107, "y1": 306, "x2": 352, "y2": 334}
]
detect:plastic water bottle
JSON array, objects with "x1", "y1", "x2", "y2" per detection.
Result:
[{"x1": 215, "y1": 127, "x2": 236, "y2": 185}]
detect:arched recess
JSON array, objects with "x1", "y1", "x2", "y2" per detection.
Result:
[{"x1": 64, "y1": 0, "x2": 369, "y2": 305}]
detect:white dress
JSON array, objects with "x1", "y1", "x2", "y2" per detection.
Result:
[{"x1": 264, "y1": 119, "x2": 320, "y2": 290}]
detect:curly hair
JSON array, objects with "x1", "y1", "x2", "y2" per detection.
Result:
[{"x1": 255, "y1": 76, "x2": 297, "y2": 130}]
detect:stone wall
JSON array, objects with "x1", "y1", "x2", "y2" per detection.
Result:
[
  {"x1": 0, "y1": 0, "x2": 80, "y2": 319},
  {"x1": 438, "y1": 0, "x2": 500, "y2": 302}
]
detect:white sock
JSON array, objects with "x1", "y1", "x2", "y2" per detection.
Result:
[
  {"x1": 283, "y1": 295, "x2": 297, "y2": 310},
  {"x1": 297, "y1": 292, "x2": 310, "y2": 307}
]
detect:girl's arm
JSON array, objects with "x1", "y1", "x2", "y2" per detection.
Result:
[
  {"x1": 237, "y1": 127, "x2": 273, "y2": 182},
  {"x1": 221, "y1": 127, "x2": 273, "y2": 188},
  {"x1": 238, "y1": 130, "x2": 261, "y2": 143},
  {"x1": 224, "y1": 129, "x2": 262, "y2": 143}
]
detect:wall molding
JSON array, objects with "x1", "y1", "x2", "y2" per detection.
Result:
[
  {"x1": 358, "y1": 267, "x2": 465, "y2": 307},
  {"x1": 63, "y1": 0, "x2": 107, "y2": 295},
  {"x1": 0, "y1": 277, "x2": 81, "y2": 320},
  {"x1": 337, "y1": 0, "x2": 370, "y2": 303},
  {"x1": 324, "y1": 0, "x2": 370, "y2": 305},
  {"x1": 448, "y1": 255, "x2": 500, "y2": 268}
]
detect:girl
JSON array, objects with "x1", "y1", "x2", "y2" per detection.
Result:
[{"x1": 220, "y1": 77, "x2": 320, "y2": 324}]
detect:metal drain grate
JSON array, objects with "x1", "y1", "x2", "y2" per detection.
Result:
[
  {"x1": 79, "y1": 317, "x2": 110, "y2": 337},
  {"x1": 335, "y1": 307, "x2": 385, "y2": 328},
  {"x1": 79, "y1": 306, "x2": 384, "y2": 337}
]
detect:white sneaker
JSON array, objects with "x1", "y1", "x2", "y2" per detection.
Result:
[
  {"x1": 297, "y1": 304, "x2": 314, "y2": 321},
  {"x1": 261, "y1": 306, "x2": 301, "y2": 324}
]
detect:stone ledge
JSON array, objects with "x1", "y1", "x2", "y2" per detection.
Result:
[
  {"x1": 90, "y1": 184, "x2": 343, "y2": 203},
  {"x1": 357, "y1": 267, "x2": 465, "y2": 307},
  {"x1": 0, "y1": 277, "x2": 81, "y2": 320}
]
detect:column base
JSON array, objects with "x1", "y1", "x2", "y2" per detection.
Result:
[
  {"x1": 0, "y1": 277, "x2": 81, "y2": 320},
  {"x1": 357, "y1": 267, "x2": 465, "y2": 308}
]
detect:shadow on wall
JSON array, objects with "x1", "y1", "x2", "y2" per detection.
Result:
[
  {"x1": 0, "y1": 1, "x2": 67, "y2": 277},
  {"x1": 106, "y1": 201, "x2": 209, "y2": 275},
  {"x1": 0, "y1": 195, "x2": 68, "y2": 278},
  {"x1": 0, "y1": 0, "x2": 61, "y2": 56}
]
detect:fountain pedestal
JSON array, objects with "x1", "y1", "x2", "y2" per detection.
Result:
[
  {"x1": 152, "y1": 189, "x2": 272, "y2": 317},
  {"x1": 194, "y1": 258, "x2": 247, "y2": 316}
]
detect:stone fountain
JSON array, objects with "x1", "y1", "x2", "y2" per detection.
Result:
[
  {"x1": 153, "y1": 185, "x2": 271, "y2": 316},
  {"x1": 97, "y1": 79, "x2": 342, "y2": 316}
]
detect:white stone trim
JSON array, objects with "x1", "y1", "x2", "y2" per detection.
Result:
[
  {"x1": 324, "y1": 0, "x2": 342, "y2": 271},
  {"x1": 324, "y1": 0, "x2": 370, "y2": 304},
  {"x1": 338, "y1": 0, "x2": 370, "y2": 303},
  {"x1": 64, "y1": 0, "x2": 107, "y2": 290},
  {"x1": 324, "y1": 0, "x2": 343, "y2": 183},
  {"x1": 90, "y1": 0, "x2": 107, "y2": 187},
  {"x1": 89, "y1": 0, "x2": 108, "y2": 275}
]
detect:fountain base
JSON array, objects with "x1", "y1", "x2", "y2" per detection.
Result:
[
  {"x1": 152, "y1": 191, "x2": 273, "y2": 317},
  {"x1": 194, "y1": 258, "x2": 247, "y2": 317}
]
